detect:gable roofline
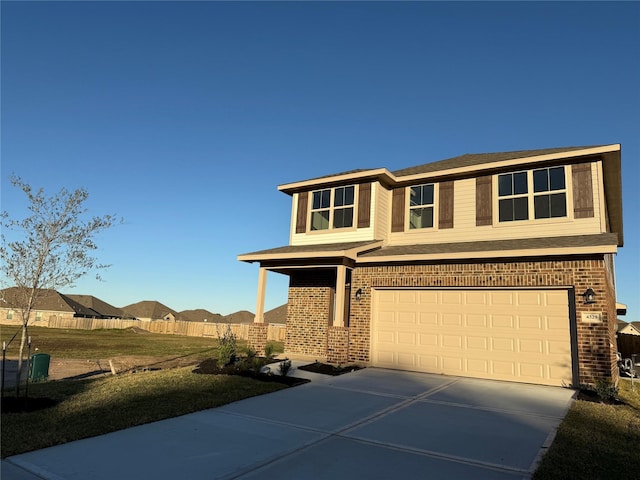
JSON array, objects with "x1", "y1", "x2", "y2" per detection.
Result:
[{"x1": 277, "y1": 144, "x2": 623, "y2": 246}]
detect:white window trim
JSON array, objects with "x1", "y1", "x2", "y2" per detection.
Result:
[
  {"x1": 307, "y1": 185, "x2": 358, "y2": 234},
  {"x1": 493, "y1": 166, "x2": 573, "y2": 227},
  {"x1": 405, "y1": 182, "x2": 439, "y2": 232}
]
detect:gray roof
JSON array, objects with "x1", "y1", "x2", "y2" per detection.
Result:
[
  {"x1": 65, "y1": 294, "x2": 124, "y2": 318},
  {"x1": 391, "y1": 145, "x2": 602, "y2": 177},
  {"x1": 121, "y1": 300, "x2": 178, "y2": 320},
  {"x1": 1, "y1": 288, "x2": 101, "y2": 317},
  {"x1": 239, "y1": 240, "x2": 381, "y2": 257}
]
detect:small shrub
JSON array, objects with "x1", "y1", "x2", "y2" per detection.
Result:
[
  {"x1": 216, "y1": 324, "x2": 237, "y2": 367},
  {"x1": 279, "y1": 359, "x2": 292, "y2": 376},
  {"x1": 594, "y1": 378, "x2": 619, "y2": 403},
  {"x1": 244, "y1": 347, "x2": 257, "y2": 359},
  {"x1": 264, "y1": 343, "x2": 275, "y2": 359}
]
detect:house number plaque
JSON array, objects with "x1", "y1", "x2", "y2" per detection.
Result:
[{"x1": 581, "y1": 312, "x2": 603, "y2": 323}]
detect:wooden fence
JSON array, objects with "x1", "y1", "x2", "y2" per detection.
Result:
[
  {"x1": 617, "y1": 333, "x2": 640, "y2": 359},
  {"x1": 2, "y1": 317, "x2": 286, "y2": 342}
]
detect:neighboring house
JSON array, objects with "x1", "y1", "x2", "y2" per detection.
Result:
[
  {"x1": 618, "y1": 321, "x2": 640, "y2": 336},
  {"x1": 65, "y1": 294, "x2": 126, "y2": 319},
  {"x1": 180, "y1": 309, "x2": 224, "y2": 323},
  {"x1": 121, "y1": 301, "x2": 179, "y2": 322},
  {"x1": 0, "y1": 287, "x2": 101, "y2": 325},
  {"x1": 239, "y1": 144, "x2": 625, "y2": 387}
]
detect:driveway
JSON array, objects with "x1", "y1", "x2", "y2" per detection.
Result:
[{"x1": 2, "y1": 366, "x2": 575, "y2": 480}]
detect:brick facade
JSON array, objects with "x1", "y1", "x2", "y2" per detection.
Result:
[
  {"x1": 347, "y1": 256, "x2": 618, "y2": 385},
  {"x1": 327, "y1": 326, "x2": 349, "y2": 364},
  {"x1": 247, "y1": 323, "x2": 269, "y2": 355},
  {"x1": 284, "y1": 270, "x2": 334, "y2": 359}
]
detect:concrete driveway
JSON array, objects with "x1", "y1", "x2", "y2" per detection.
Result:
[{"x1": 2, "y1": 366, "x2": 575, "y2": 480}]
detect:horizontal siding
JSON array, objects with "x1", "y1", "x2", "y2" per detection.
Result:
[
  {"x1": 288, "y1": 162, "x2": 605, "y2": 247},
  {"x1": 374, "y1": 183, "x2": 390, "y2": 241},
  {"x1": 389, "y1": 166, "x2": 604, "y2": 246}
]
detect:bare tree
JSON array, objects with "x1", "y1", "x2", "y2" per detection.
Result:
[{"x1": 1, "y1": 175, "x2": 117, "y2": 394}]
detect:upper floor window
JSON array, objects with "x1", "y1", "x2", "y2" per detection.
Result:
[
  {"x1": 533, "y1": 166, "x2": 566, "y2": 219},
  {"x1": 409, "y1": 183, "x2": 434, "y2": 229},
  {"x1": 311, "y1": 185, "x2": 354, "y2": 231},
  {"x1": 7, "y1": 309, "x2": 14, "y2": 320},
  {"x1": 498, "y1": 166, "x2": 567, "y2": 222},
  {"x1": 35, "y1": 311, "x2": 43, "y2": 321}
]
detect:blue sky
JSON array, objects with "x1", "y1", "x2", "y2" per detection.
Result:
[{"x1": 1, "y1": 1, "x2": 639, "y2": 318}]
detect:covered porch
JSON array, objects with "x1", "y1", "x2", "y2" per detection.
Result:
[{"x1": 237, "y1": 241, "x2": 382, "y2": 362}]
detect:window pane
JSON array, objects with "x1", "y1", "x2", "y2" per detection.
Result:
[
  {"x1": 550, "y1": 193, "x2": 567, "y2": 217},
  {"x1": 549, "y1": 167, "x2": 565, "y2": 191},
  {"x1": 334, "y1": 207, "x2": 353, "y2": 228},
  {"x1": 514, "y1": 197, "x2": 529, "y2": 220},
  {"x1": 534, "y1": 195, "x2": 550, "y2": 219},
  {"x1": 334, "y1": 188, "x2": 344, "y2": 207},
  {"x1": 409, "y1": 207, "x2": 433, "y2": 229},
  {"x1": 499, "y1": 199, "x2": 513, "y2": 222},
  {"x1": 410, "y1": 186, "x2": 422, "y2": 206},
  {"x1": 311, "y1": 210, "x2": 329, "y2": 230},
  {"x1": 533, "y1": 169, "x2": 549, "y2": 193},
  {"x1": 513, "y1": 172, "x2": 528, "y2": 195},
  {"x1": 344, "y1": 186, "x2": 354, "y2": 205},
  {"x1": 423, "y1": 184, "x2": 434, "y2": 205},
  {"x1": 498, "y1": 174, "x2": 512, "y2": 196},
  {"x1": 312, "y1": 190, "x2": 330, "y2": 210}
]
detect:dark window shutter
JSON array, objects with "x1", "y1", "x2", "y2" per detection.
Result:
[
  {"x1": 476, "y1": 176, "x2": 493, "y2": 226},
  {"x1": 357, "y1": 183, "x2": 372, "y2": 228},
  {"x1": 438, "y1": 181, "x2": 454, "y2": 229},
  {"x1": 391, "y1": 188, "x2": 405, "y2": 232},
  {"x1": 572, "y1": 163, "x2": 594, "y2": 218},
  {"x1": 296, "y1": 191, "x2": 308, "y2": 233}
]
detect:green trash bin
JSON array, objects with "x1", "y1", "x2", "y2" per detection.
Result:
[{"x1": 29, "y1": 353, "x2": 50, "y2": 382}]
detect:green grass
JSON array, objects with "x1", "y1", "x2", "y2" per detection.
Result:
[
  {"x1": 1, "y1": 367, "x2": 287, "y2": 458},
  {"x1": 0, "y1": 326, "x2": 224, "y2": 359},
  {"x1": 533, "y1": 379, "x2": 640, "y2": 480}
]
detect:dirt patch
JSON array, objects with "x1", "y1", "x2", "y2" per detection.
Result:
[{"x1": 297, "y1": 362, "x2": 363, "y2": 376}]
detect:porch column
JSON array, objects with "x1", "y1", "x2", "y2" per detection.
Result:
[
  {"x1": 334, "y1": 265, "x2": 346, "y2": 327},
  {"x1": 254, "y1": 267, "x2": 267, "y2": 324}
]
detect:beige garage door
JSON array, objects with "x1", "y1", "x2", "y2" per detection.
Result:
[{"x1": 372, "y1": 289, "x2": 573, "y2": 386}]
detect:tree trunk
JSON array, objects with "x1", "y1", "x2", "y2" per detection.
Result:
[{"x1": 15, "y1": 324, "x2": 28, "y2": 396}]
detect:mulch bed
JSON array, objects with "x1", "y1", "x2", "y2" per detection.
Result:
[
  {"x1": 297, "y1": 362, "x2": 363, "y2": 376},
  {"x1": 192, "y1": 358, "x2": 310, "y2": 387},
  {"x1": 1, "y1": 396, "x2": 59, "y2": 413},
  {"x1": 576, "y1": 388, "x2": 624, "y2": 405}
]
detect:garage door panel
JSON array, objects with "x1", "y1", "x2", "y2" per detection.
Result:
[
  {"x1": 491, "y1": 315, "x2": 514, "y2": 328},
  {"x1": 372, "y1": 289, "x2": 572, "y2": 386},
  {"x1": 467, "y1": 336, "x2": 487, "y2": 350},
  {"x1": 519, "y1": 316, "x2": 543, "y2": 329},
  {"x1": 443, "y1": 313, "x2": 462, "y2": 326},
  {"x1": 467, "y1": 359, "x2": 489, "y2": 373},
  {"x1": 466, "y1": 314, "x2": 487, "y2": 327},
  {"x1": 492, "y1": 338, "x2": 515, "y2": 352},
  {"x1": 419, "y1": 312, "x2": 438, "y2": 325}
]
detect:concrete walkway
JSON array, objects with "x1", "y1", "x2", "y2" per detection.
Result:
[{"x1": 2, "y1": 364, "x2": 575, "y2": 479}]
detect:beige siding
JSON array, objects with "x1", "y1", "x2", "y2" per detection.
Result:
[
  {"x1": 290, "y1": 183, "x2": 387, "y2": 246},
  {"x1": 389, "y1": 162, "x2": 604, "y2": 246},
  {"x1": 374, "y1": 182, "x2": 390, "y2": 241}
]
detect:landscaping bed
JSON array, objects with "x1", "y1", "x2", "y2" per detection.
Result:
[
  {"x1": 297, "y1": 361, "x2": 363, "y2": 376},
  {"x1": 192, "y1": 358, "x2": 310, "y2": 386}
]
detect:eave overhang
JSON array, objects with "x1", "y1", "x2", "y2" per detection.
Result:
[{"x1": 238, "y1": 240, "x2": 384, "y2": 264}]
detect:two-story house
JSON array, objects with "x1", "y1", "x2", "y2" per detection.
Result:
[{"x1": 239, "y1": 144, "x2": 625, "y2": 387}]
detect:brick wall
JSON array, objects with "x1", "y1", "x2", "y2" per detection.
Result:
[
  {"x1": 248, "y1": 323, "x2": 269, "y2": 355},
  {"x1": 285, "y1": 270, "x2": 334, "y2": 359},
  {"x1": 327, "y1": 326, "x2": 349, "y2": 364},
  {"x1": 349, "y1": 257, "x2": 618, "y2": 385}
]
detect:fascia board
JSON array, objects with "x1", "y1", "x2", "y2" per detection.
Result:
[{"x1": 356, "y1": 244, "x2": 618, "y2": 264}]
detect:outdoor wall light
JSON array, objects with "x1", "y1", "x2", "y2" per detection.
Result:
[
  {"x1": 355, "y1": 288, "x2": 363, "y2": 301},
  {"x1": 583, "y1": 288, "x2": 596, "y2": 305}
]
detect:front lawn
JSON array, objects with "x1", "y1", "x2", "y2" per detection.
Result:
[
  {"x1": 533, "y1": 379, "x2": 640, "y2": 479},
  {"x1": 1, "y1": 367, "x2": 286, "y2": 458}
]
